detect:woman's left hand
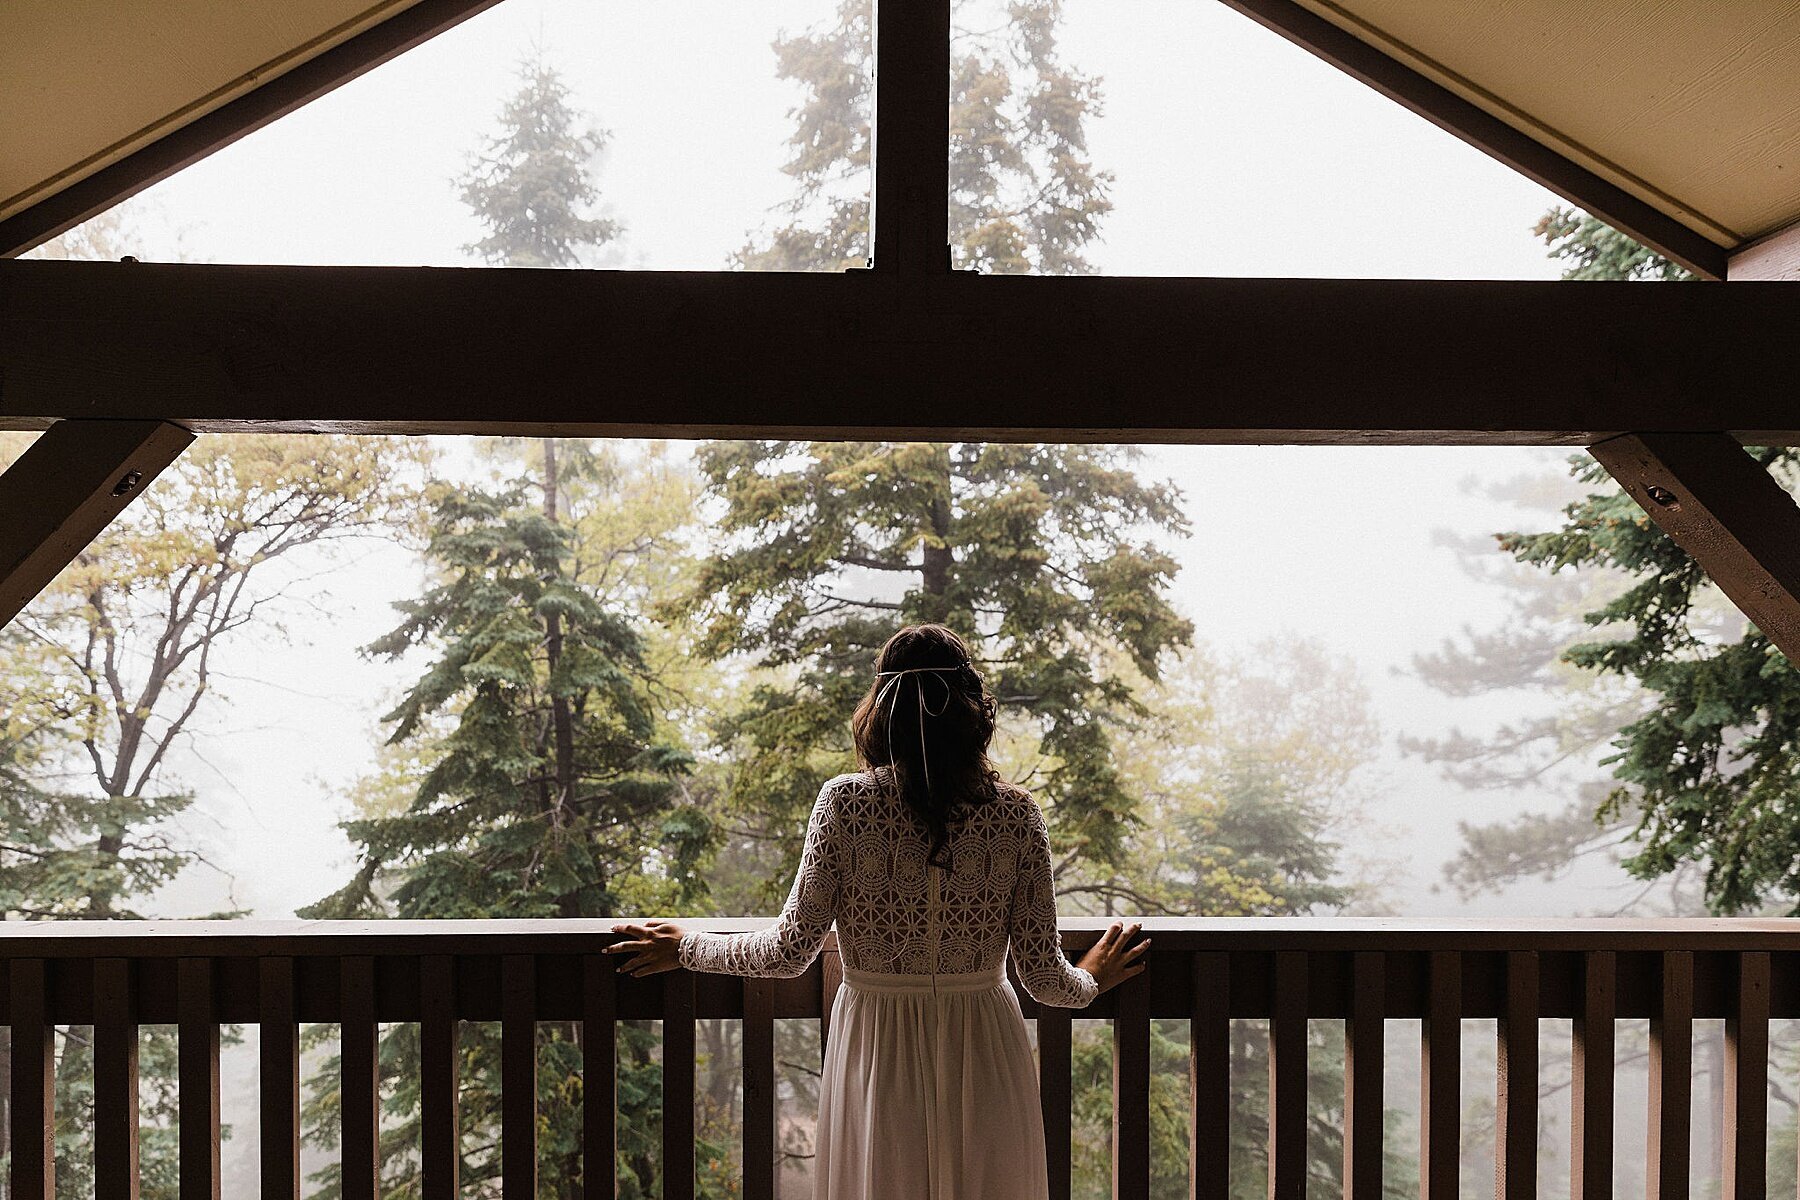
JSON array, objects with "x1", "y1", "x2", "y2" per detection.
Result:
[{"x1": 605, "y1": 920, "x2": 688, "y2": 976}]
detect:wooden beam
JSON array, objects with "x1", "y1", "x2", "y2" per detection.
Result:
[
  {"x1": 872, "y1": 0, "x2": 951, "y2": 275},
  {"x1": 0, "y1": 417, "x2": 192, "y2": 625},
  {"x1": 0, "y1": 0, "x2": 508, "y2": 258},
  {"x1": 6, "y1": 260, "x2": 1800, "y2": 442},
  {"x1": 1214, "y1": 0, "x2": 1728, "y2": 279},
  {"x1": 1590, "y1": 432, "x2": 1800, "y2": 663}
]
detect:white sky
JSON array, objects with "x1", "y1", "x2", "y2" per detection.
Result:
[{"x1": 52, "y1": 0, "x2": 1652, "y2": 920}]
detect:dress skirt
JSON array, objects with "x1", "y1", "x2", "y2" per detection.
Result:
[{"x1": 814, "y1": 964, "x2": 1049, "y2": 1200}]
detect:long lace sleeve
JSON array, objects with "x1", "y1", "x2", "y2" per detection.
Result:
[
  {"x1": 1007, "y1": 799, "x2": 1098, "y2": 1008},
  {"x1": 677, "y1": 781, "x2": 842, "y2": 979}
]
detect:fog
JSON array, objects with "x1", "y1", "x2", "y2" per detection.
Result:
[{"x1": 42, "y1": 0, "x2": 1645, "y2": 920}]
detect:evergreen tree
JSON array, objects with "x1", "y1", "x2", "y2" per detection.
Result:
[
  {"x1": 302, "y1": 457, "x2": 705, "y2": 1199},
  {"x1": 1060, "y1": 644, "x2": 1410, "y2": 1199},
  {"x1": 303, "y1": 58, "x2": 729, "y2": 1200},
  {"x1": 667, "y1": 441, "x2": 1192, "y2": 892},
  {"x1": 738, "y1": 0, "x2": 1111, "y2": 272},
  {"x1": 1413, "y1": 208, "x2": 1800, "y2": 915},
  {"x1": 0, "y1": 416, "x2": 422, "y2": 1200}
]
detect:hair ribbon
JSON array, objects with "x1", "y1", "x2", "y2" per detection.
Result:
[{"x1": 872, "y1": 663, "x2": 967, "y2": 802}]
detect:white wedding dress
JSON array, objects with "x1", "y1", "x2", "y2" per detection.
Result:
[{"x1": 678, "y1": 770, "x2": 1098, "y2": 1200}]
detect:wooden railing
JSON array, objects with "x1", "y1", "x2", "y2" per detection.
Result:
[{"x1": 3, "y1": 917, "x2": 1798, "y2": 1200}]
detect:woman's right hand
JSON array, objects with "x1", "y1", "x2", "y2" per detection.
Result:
[{"x1": 1075, "y1": 920, "x2": 1149, "y2": 993}]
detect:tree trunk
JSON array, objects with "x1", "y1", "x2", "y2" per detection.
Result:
[
  {"x1": 919, "y1": 444, "x2": 954, "y2": 621},
  {"x1": 541, "y1": 440, "x2": 578, "y2": 853}
]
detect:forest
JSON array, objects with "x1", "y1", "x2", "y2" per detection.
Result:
[{"x1": 5, "y1": 3, "x2": 1800, "y2": 1198}]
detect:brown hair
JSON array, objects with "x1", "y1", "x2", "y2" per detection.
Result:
[{"x1": 851, "y1": 624, "x2": 1000, "y2": 868}]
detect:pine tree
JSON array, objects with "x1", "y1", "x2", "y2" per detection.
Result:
[
  {"x1": 302, "y1": 57, "x2": 724, "y2": 1200},
  {"x1": 0, "y1": 414, "x2": 423, "y2": 1200},
  {"x1": 667, "y1": 441, "x2": 1193, "y2": 895},
  {"x1": 738, "y1": 0, "x2": 1111, "y2": 272},
  {"x1": 1414, "y1": 208, "x2": 1800, "y2": 915}
]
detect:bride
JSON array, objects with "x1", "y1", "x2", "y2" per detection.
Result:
[{"x1": 607, "y1": 622, "x2": 1147, "y2": 1199}]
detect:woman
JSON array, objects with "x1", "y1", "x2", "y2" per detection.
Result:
[{"x1": 606, "y1": 623, "x2": 1148, "y2": 1200}]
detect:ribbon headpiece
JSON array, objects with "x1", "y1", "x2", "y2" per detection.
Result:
[{"x1": 873, "y1": 662, "x2": 970, "y2": 800}]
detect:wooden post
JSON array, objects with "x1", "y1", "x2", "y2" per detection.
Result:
[
  {"x1": 1723, "y1": 952, "x2": 1769, "y2": 1200},
  {"x1": 94, "y1": 958, "x2": 141, "y2": 1200},
  {"x1": 1571, "y1": 951, "x2": 1615, "y2": 1200},
  {"x1": 0, "y1": 418, "x2": 191, "y2": 628},
  {"x1": 1267, "y1": 953, "x2": 1308, "y2": 1200},
  {"x1": 9, "y1": 959, "x2": 55, "y2": 1200},
  {"x1": 1648, "y1": 951, "x2": 1694, "y2": 1200},
  {"x1": 500, "y1": 955, "x2": 537, "y2": 1200},
  {"x1": 259, "y1": 957, "x2": 300, "y2": 1200},
  {"x1": 741, "y1": 978, "x2": 777, "y2": 1200},
  {"x1": 1496, "y1": 951, "x2": 1540, "y2": 1200},
  {"x1": 581, "y1": 956, "x2": 615, "y2": 1200},
  {"x1": 661, "y1": 971, "x2": 697, "y2": 1200},
  {"x1": 1589, "y1": 432, "x2": 1800, "y2": 663},
  {"x1": 1114, "y1": 970, "x2": 1152, "y2": 1200},
  {"x1": 871, "y1": 0, "x2": 951, "y2": 275},
  {"x1": 1190, "y1": 952, "x2": 1230, "y2": 1200},
  {"x1": 420, "y1": 956, "x2": 460, "y2": 1200},
  {"x1": 1421, "y1": 951, "x2": 1460, "y2": 1200},
  {"x1": 1343, "y1": 952, "x2": 1384, "y2": 1200},
  {"x1": 178, "y1": 957, "x2": 221, "y2": 1200},
  {"x1": 1039, "y1": 1006, "x2": 1074, "y2": 1200},
  {"x1": 338, "y1": 957, "x2": 379, "y2": 1200}
]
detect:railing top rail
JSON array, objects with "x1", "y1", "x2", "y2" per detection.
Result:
[{"x1": 3, "y1": 915, "x2": 1800, "y2": 958}]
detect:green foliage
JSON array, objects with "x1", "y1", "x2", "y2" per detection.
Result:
[
  {"x1": 1532, "y1": 207, "x2": 1695, "y2": 282},
  {"x1": 738, "y1": 0, "x2": 1111, "y2": 273},
  {"x1": 311, "y1": 471, "x2": 697, "y2": 921},
  {"x1": 303, "y1": 452, "x2": 710, "y2": 1198},
  {"x1": 1086, "y1": 643, "x2": 1370, "y2": 918},
  {"x1": 306, "y1": 58, "x2": 734, "y2": 1200},
  {"x1": 1439, "y1": 209, "x2": 1800, "y2": 914},
  {"x1": 460, "y1": 57, "x2": 620, "y2": 268},
  {"x1": 0, "y1": 418, "x2": 417, "y2": 1199},
  {"x1": 1499, "y1": 447, "x2": 1800, "y2": 913},
  {"x1": 668, "y1": 440, "x2": 1192, "y2": 893}
]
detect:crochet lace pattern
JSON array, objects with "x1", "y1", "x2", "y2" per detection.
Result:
[{"x1": 678, "y1": 770, "x2": 1098, "y2": 1008}]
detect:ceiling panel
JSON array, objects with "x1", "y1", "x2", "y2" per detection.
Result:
[
  {"x1": 1302, "y1": 0, "x2": 1800, "y2": 247},
  {"x1": 1, "y1": 0, "x2": 422, "y2": 223}
]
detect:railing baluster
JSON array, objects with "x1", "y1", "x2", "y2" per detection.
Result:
[
  {"x1": 8, "y1": 958, "x2": 54, "y2": 1200},
  {"x1": 420, "y1": 956, "x2": 459, "y2": 1200},
  {"x1": 662, "y1": 969, "x2": 697, "y2": 1200},
  {"x1": 1343, "y1": 951, "x2": 1384, "y2": 1200},
  {"x1": 340, "y1": 956, "x2": 379, "y2": 1200},
  {"x1": 1190, "y1": 951, "x2": 1230, "y2": 1200},
  {"x1": 1648, "y1": 950, "x2": 1694, "y2": 1200},
  {"x1": 582, "y1": 955, "x2": 616, "y2": 1200},
  {"x1": 1421, "y1": 950, "x2": 1460, "y2": 1200},
  {"x1": 1724, "y1": 951, "x2": 1769, "y2": 1200},
  {"x1": 1268, "y1": 952, "x2": 1307, "y2": 1200},
  {"x1": 1114, "y1": 968, "x2": 1152, "y2": 1200},
  {"x1": 1571, "y1": 950, "x2": 1614, "y2": 1200},
  {"x1": 178, "y1": 957, "x2": 221, "y2": 1200},
  {"x1": 1497, "y1": 950, "x2": 1540, "y2": 1200},
  {"x1": 258, "y1": 957, "x2": 299, "y2": 1200},
  {"x1": 742, "y1": 978, "x2": 777, "y2": 1200},
  {"x1": 95, "y1": 958, "x2": 140, "y2": 1200},
  {"x1": 501, "y1": 954, "x2": 537, "y2": 1200},
  {"x1": 1039, "y1": 1005, "x2": 1074, "y2": 1200}
]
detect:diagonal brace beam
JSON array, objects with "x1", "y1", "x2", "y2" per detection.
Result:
[
  {"x1": 0, "y1": 419, "x2": 193, "y2": 627},
  {"x1": 1589, "y1": 432, "x2": 1800, "y2": 662}
]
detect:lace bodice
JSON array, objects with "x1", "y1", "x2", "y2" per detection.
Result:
[{"x1": 678, "y1": 771, "x2": 1098, "y2": 1008}]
